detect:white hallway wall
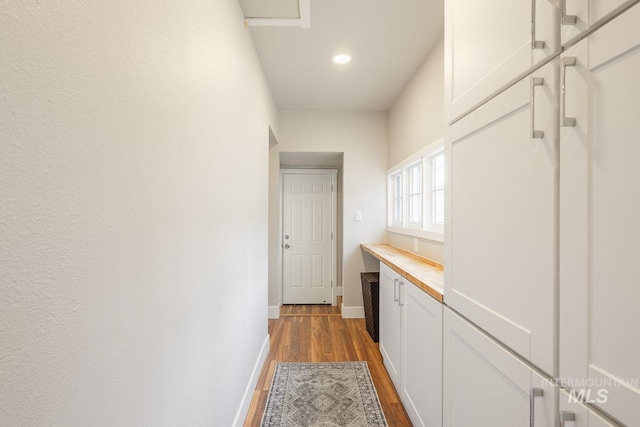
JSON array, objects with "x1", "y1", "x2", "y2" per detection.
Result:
[
  {"x1": 387, "y1": 38, "x2": 445, "y2": 263},
  {"x1": 268, "y1": 111, "x2": 388, "y2": 315},
  {"x1": 0, "y1": 1, "x2": 276, "y2": 426}
]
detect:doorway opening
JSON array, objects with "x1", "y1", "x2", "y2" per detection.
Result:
[{"x1": 279, "y1": 152, "x2": 344, "y2": 308}]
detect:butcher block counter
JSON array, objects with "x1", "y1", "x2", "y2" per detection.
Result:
[{"x1": 360, "y1": 243, "x2": 444, "y2": 303}]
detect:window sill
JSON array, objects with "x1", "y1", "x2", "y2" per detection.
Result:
[{"x1": 387, "y1": 226, "x2": 444, "y2": 243}]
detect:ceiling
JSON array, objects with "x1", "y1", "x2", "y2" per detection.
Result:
[{"x1": 239, "y1": 0, "x2": 444, "y2": 111}]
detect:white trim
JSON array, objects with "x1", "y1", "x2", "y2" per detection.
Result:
[
  {"x1": 231, "y1": 334, "x2": 270, "y2": 427},
  {"x1": 336, "y1": 286, "x2": 343, "y2": 296},
  {"x1": 245, "y1": 0, "x2": 311, "y2": 28},
  {"x1": 341, "y1": 304, "x2": 365, "y2": 319},
  {"x1": 268, "y1": 306, "x2": 281, "y2": 319},
  {"x1": 280, "y1": 169, "x2": 338, "y2": 306}
]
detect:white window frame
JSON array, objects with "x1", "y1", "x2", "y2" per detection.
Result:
[
  {"x1": 426, "y1": 149, "x2": 445, "y2": 232},
  {"x1": 388, "y1": 171, "x2": 403, "y2": 228},
  {"x1": 387, "y1": 138, "x2": 444, "y2": 242},
  {"x1": 406, "y1": 161, "x2": 423, "y2": 229}
]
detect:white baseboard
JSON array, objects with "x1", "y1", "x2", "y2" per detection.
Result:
[
  {"x1": 232, "y1": 334, "x2": 270, "y2": 427},
  {"x1": 341, "y1": 304, "x2": 365, "y2": 319},
  {"x1": 268, "y1": 305, "x2": 280, "y2": 319}
]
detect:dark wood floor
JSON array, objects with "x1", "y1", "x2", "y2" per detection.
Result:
[{"x1": 242, "y1": 302, "x2": 413, "y2": 426}]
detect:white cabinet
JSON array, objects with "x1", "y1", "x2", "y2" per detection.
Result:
[
  {"x1": 401, "y1": 279, "x2": 443, "y2": 427},
  {"x1": 378, "y1": 262, "x2": 443, "y2": 427},
  {"x1": 443, "y1": 308, "x2": 556, "y2": 427},
  {"x1": 559, "y1": 5, "x2": 640, "y2": 426},
  {"x1": 379, "y1": 262, "x2": 403, "y2": 387},
  {"x1": 559, "y1": 390, "x2": 619, "y2": 427},
  {"x1": 445, "y1": 60, "x2": 557, "y2": 375},
  {"x1": 445, "y1": 0, "x2": 558, "y2": 122},
  {"x1": 561, "y1": 0, "x2": 637, "y2": 46}
]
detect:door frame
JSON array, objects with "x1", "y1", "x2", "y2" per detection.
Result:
[{"x1": 280, "y1": 169, "x2": 338, "y2": 306}]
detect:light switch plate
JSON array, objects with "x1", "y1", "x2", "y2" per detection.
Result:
[{"x1": 354, "y1": 211, "x2": 362, "y2": 222}]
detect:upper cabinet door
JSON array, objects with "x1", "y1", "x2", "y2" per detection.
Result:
[
  {"x1": 445, "y1": 60, "x2": 557, "y2": 375},
  {"x1": 561, "y1": 0, "x2": 637, "y2": 46},
  {"x1": 445, "y1": 0, "x2": 558, "y2": 123},
  {"x1": 559, "y1": 5, "x2": 640, "y2": 426}
]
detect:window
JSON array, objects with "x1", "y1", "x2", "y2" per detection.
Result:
[{"x1": 387, "y1": 139, "x2": 444, "y2": 241}]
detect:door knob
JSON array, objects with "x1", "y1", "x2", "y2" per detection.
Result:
[{"x1": 284, "y1": 244, "x2": 290, "y2": 249}]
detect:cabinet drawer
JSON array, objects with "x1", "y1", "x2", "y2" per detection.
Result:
[{"x1": 443, "y1": 308, "x2": 556, "y2": 427}]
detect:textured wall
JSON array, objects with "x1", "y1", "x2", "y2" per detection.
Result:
[
  {"x1": 0, "y1": 1, "x2": 276, "y2": 425},
  {"x1": 269, "y1": 111, "x2": 388, "y2": 312}
]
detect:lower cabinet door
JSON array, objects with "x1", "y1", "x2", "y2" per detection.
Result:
[
  {"x1": 443, "y1": 308, "x2": 556, "y2": 427},
  {"x1": 401, "y1": 282, "x2": 443, "y2": 427},
  {"x1": 379, "y1": 262, "x2": 402, "y2": 387},
  {"x1": 559, "y1": 390, "x2": 619, "y2": 427}
]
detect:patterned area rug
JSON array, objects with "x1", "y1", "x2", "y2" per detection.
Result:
[{"x1": 260, "y1": 362, "x2": 388, "y2": 427}]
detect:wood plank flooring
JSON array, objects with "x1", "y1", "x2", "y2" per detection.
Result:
[{"x1": 242, "y1": 303, "x2": 413, "y2": 426}]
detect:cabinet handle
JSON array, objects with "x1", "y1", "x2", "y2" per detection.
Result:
[
  {"x1": 531, "y1": 0, "x2": 546, "y2": 49},
  {"x1": 399, "y1": 281, "x2": 405, "y2": 306},
  {"x1": 560, "y1": 410, "x2": 576, "y2": 427},
  {"x1": 530, "y1": 388, "x2": 544, "y2": 427},
  {"x1": 561, "y1": 57, "x2": 577, "y2": 127},
  {"x1": 393, "y1": 278, "x2": 399, "y2": 302},
  {"x1": 530, "y1": 77, "x2": 545, "y2": 139},
  {"x1": 562, "y1": 0, "x2": 578, "y2": 25}
]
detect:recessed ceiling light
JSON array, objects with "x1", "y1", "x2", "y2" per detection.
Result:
[{"x1": 332, "y1": 54, "x2": 352, "y2": 64}]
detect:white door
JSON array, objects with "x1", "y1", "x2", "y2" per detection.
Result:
[
  {"x1": 446, "y1": 60, "x2": 557, "y2": 375},
  {"x1": 282, "y1": 172, "x2": 334, "y2": 304},
  {"x1": 401, "y1": 282, "x2": 442, "y2": 427},
  {"x1": 559, "y1": 6, "x2": 640, "y2": 425},
  {"x1": 443, "y1": 308, "x2": 556, "y2": 427},
  {"x1": 379, "y1": 262, "x2": 402, "y2": 387},
  {"x1": 561, "y1": 0, "x2": 637, "y2": 46},
  {"x1": 445, "y1": 0, "x2": 557, "y2": 122}
]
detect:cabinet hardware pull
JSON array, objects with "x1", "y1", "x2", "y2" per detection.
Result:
[
  {"x1": 531, "y1": 0, "x2": 546, "y2": 49},
  {"x1": 560, "y1": 410, "x2": 576, "y2": 426},
  {"x1": 562, "y1": 0, "x2": 578, "y2": 25},
  {"x1": 393, "y1": 278, "x2": 399, "y2": 302},
  {"x1": 530, "y1": 388, "x2": 544, "y2": 427},
  {"x1": 561, "y1": 57, "x2": 577, "y2": 127},
  {"x1": 531, "y1": 77, "x2": 545, "y2": 139}
]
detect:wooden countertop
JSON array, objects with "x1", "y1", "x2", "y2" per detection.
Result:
[{"x1": 360, "y1": 243, "x2": 444, "y2": 303}]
